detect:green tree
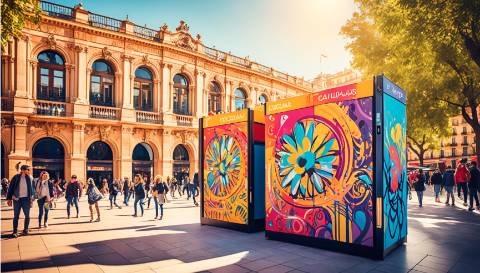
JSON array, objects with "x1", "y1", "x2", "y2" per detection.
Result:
[
  {"x1": 1, "y1": 0, "x2": 41, "y2": 47},
  {"x1": 397, "y1": 0, "x2": 480, "y2": 163},
  {"x1": 341, "y1": 1, "x2": 450, "y2": 166},
  {"x1": 342, "y1": 0, "x2": 480, "y2": 164}
]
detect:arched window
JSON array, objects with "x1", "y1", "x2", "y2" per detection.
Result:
[
  {"x1": 234, "y1": 88, "x2": 247, "y2": 110},
  {"x1": 90, "y1": 60, "x2": 114, "y2": 107},
  {"x1": 37, "y1": 51, "x2": 65, "y2": 102},
  {"x1": 173, "y1": 74, "x2": 190, "y2": 115},
  {"x1": 208, "y1": 81, "x2": 221, "y2": 113},
  {"x1": 134, "y1": 67, "x2": 153, "y2": 111},
  {"x1": 258, "y1": 94, "x2": 268, "y2": 105}
]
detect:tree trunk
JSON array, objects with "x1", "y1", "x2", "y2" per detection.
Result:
[
  {"x1": 419, "y1": 155, "x2": 424, "y2": 167},
  {"x1": 475, "y1": 129, "x2": 480, "y2": 163}
]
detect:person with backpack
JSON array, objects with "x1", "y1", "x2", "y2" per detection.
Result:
[
  {"x1": 152, "y1": 175, "x2": 169, "y2": 220},
  {"x1": 86, "y1": 178, "x2": 102, "y2": 222},
  {"x1": 414, "y1": 169, "x2": 426, "y2": 207},
  {"x1": 132, "y1": 174, "x2": 146, "y2": 217},
  {"x1": 454, "y1": 161, "x2": 470, "y2": 206},
  {"x1": 6, "y1": 165, "x2": 34, "y2": 237},
  {"x1": 109, "y1": 179, "x2": 122, "y2": 209},
  {"x1": 467, "y1": 161, "x2": 480, "y2": 211},
  {"x1": 430, "y1": 169, "x2": 443, "y2": 203},
  {"x1": 443, "y1": 166, "x2": 456, "y2": 206},
  {"x1": 65, "y1": 175, "x2": 82, "y2": 219},
  {"x1": 35, "y1": 171, "x2": 54, "y2": 229}
]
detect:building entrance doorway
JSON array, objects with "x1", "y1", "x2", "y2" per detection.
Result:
[
  {"x1": 87, "y1": 141, "x2": 113, "y2": 188},
  {"x1": 32, "y1": 137, "x2": 65, "y2": 181},
  {"x1": 172, "y1": 144, "x2": 190, "y2": 181}
]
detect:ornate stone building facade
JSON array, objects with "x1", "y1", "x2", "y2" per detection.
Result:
[{"x1": 0, "y1": 2, "x2": 313, "y2": 183}]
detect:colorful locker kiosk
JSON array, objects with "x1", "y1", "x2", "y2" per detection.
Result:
[
  {"x1": 199, "y1": 107, "x2": 266, "y2": 232},
  {"x1": 264, "y1": 75, "x2": 407, "y2": 259}
]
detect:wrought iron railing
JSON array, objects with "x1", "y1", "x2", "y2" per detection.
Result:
[
  {"x1": 39, "y1": 1, "x2": 73, "y2": 19},
  {"x1": 89, "y1": 105, "x2": 120, "y2": 120},
  {"x1": 88, "y1": 13, "x2": 122, "y2": 32},
  {"x1": 34, "y1": 100, "x2": 66, "y2": 116},
  {"x1": 133, "y1": 25, "x2": 159, "y2": 41}
]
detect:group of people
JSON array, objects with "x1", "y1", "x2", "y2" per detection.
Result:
[
  {"x1": 409, "y1": 160, "x2": 480, "y2": 210},
  {"x1": 3, "y1": 164, "x2": 200, "y2": 238}
]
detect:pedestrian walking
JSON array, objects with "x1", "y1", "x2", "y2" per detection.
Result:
[
  {"x1": 6, "y1": 165, "x2": 34, "y2": 237},
  {"x1": 430, "y1": 169, "x2": 443, "y2": 203},
  {"x1": 191, "y1": 173, "x2": 199, "y2": 206},
  {"x1": 170, "y1": 176, "x2": 177, "y2": 198},
  {"x1": 145, "y1": 177, "x2": 152, "y2": 209},
  {"x1": 35, "y1": 171, "x2": 54, "y2": 229},
  {"x1": 443, "y1": 166, "x2": 456, "y2": 206},
  {"x1": 183, "y1": 175, "x2": 191, "y2": 199},
  {"x1": 153, "y1": 175, "x2": 169, "y2": 220},
  {"x1": 86, "y1": 178, "x2": 102, "y2": 222},
  {"x1": 454, "y1": 161, "x2": 470, "y2": 206},
  {"x1": 66, "y1": 175, "x2": 82, "y2": 219},
  {"x1": 1, "y1": 178, "x2": 9, "y2": 197},
  {"x1": 100, "y1": 178, "x2": 109, "y2": 195},
  {"x1": 109, "y1": 179, "x2": 122, "y2": 209},
  {"x1": 132, "y1": 174, "x2": 145, "y2": 217},
  {"x1": 414, "y1": 169, "x2": 426, "y2": 207},
  {"x1": 467, "y1": 161, "x2": 480, "y2": 211},
  {"x1": 122, "y1": 177, "x2": 131, "y2": 206}
]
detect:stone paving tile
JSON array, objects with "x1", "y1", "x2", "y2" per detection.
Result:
[{"x1": 257, "y1": 264, "x2": 294, "y2": 273}]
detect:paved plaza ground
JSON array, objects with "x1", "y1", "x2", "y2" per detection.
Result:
[{"x1": 1, "y1": 189, "x2": 480, "y2": 273}]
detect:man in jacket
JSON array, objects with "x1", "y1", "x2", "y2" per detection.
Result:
[
  {"x1": 443, "y1": 166, "x2": 456, "y2": 206},
  {"x1": 468, "y1": 161, "x2": 480, "y2": 211},
  {"x1": 454, "y1": 161, "x2": 470, "y2": 206},
  {"x1": 66, "y1": 175, "x2": 82, "y2": 218},
  {"x1": 6, "y1": 165, "x2": 34, "y2": 237},
  {"x1": 430, "y1": 169, "x2": 443, "y2": 203}
]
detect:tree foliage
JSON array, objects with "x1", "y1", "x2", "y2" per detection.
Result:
[
  {"x1": 1, "y1": 0, "x2": 41, "y2": 47},
  {"x1": 341, "y1": 0, "x2": 480, "y2": 165}
]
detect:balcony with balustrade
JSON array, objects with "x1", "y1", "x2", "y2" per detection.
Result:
[
  {"x1": 89, "y1": 105, "x2": 120, "y2": 120},
  {"x1": 38, "y1": 1, "x2": 314, "y2": 91},
  {"x1": 34, "y1": 100, "x2": 68, "y2": 117},
  {"x1": 136, "y1": 111, "x2": 163, "y2": 124}
]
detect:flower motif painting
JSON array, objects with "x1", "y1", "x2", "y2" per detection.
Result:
[
  {"x1": 278, "y1": 120, "x2": 340, "y2": 199},
  {"x1": 206, "y1": 134, "x2": 242, "y2": 197},
  {"x1": 203, "y1": 122, "x2": 248, "y2": 224}
]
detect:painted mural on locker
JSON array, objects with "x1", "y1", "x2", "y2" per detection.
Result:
[
  {"x1": 266, "y1": 98, "x2": 374, "y2": 246},
  {"x1": 204, "y1": 122, "x2": 248, "y2": 224},
  {"x1": 383, "y1": 94, "x2": 407, "y2": 249}
]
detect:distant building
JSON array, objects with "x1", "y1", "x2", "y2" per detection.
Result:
[
  {"x1": 408, "y1": 114, "x2": 478, "y2": 168},
  {"x1": 312, "y1": 69, "x2": 361, "y2": 90},
  {"x1": 0, "y1": 2, "x2": 312, "y2": 183}
]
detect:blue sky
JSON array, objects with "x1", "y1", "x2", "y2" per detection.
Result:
[{"x1": 55, "y1": 0, "x2": 356, "y2": 80}]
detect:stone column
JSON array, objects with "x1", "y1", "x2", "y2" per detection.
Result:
[
  {"x1": 15, "y1": 36, "x2": 28, "y2": 98},
  {"x1": 8, "y1": 117, "x2": 29, "y2": 178},
  {"x1": 225, "y1": 80, "x2": 233, "y2": 112},
  {"x1": 194, "y1": 70, "x2": 203, "y2": 118},
  {"x1": 70, "y1": 122, "x2": 86, "y2": 181},
  {"x1": 75, "y1": 46, "x2": 88, "y2": 103},
  {"x1": 161, "y1": 129, "x2": 174, "y2": 177},
  {"x1": 30, "y1": 61, "x2": 37, "y2": 99},
  {"x1": 120, "y1": 126, "x2": 133, "y2": 179}
]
